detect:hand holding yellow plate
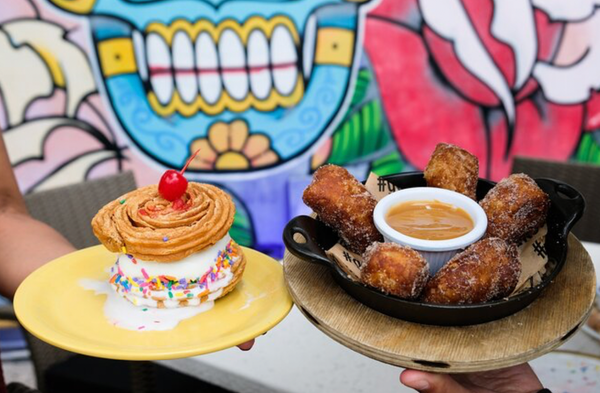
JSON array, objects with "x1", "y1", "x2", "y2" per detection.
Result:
[{"x1": 14, "y1": 246, "x2": 292, "y2": 360}]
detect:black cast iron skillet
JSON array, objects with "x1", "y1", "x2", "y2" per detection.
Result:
[{"x1": 283, "y1": 172, "x2": 585, "y2": 326}]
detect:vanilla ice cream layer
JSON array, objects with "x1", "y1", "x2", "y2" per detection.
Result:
[
  {"x1": 118, "y1": 234, "x2": 232, "y2": 278},
  {"x1": 109, "y1": 234, "x2": 240, "y2": 308}
]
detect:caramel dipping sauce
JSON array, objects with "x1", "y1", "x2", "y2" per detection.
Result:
[{"x1": 385, "y1": 200, "x2": 474, "y2": 241}]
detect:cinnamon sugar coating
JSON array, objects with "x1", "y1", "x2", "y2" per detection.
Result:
[
  {"x1": 361, "y1": 242, "x2": 429, "y2": 299},
  {"x1": 92, "y1": 183, "x2": 235, "y2": 262},
  {"x1": 424, "y1": 143, "x2": 479, "y2": 200},
  {"x1": 303, "y1": 165, "x2": 383, "y2": 254},
  {"x1": 421, "y1": 238, "x2": 521, "y2": 305},
  {"x1": 480, "y1": 173, "x2": 550, "y2": 244}
]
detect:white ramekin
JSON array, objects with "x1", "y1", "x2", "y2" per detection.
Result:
[{"x1": 373, "y1": 187, "x2": 488, "y2": 274}]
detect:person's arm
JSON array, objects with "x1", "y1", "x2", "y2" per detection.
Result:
[{"x1": 0, "y1": 130, "x2": 74, "y2": 298}]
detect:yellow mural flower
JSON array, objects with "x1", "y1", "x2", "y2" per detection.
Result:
[{"x1": 189, "y1": 120, "x2": 279, "y2": 171}]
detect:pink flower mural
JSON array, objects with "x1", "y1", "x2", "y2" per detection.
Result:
[{"x1": 365, "y1": 0, "x2": 600, "y2": 180}]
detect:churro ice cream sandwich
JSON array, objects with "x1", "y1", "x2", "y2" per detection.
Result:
[{"x1": 92, "y1": 158, "x2": 245, "y2": 309}]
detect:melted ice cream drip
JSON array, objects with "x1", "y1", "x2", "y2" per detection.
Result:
[{"x1": 80, "y1": 279, "x2": 215, "y2": 331}]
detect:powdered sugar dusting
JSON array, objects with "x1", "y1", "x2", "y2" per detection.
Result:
[
  {"x1": 303, "y1": 165, "x2": 383, "y2": 254},
  {"x1": 424, "y1": 143, "x2": 479, "y2": 200},
  {"x1": 421, "y1": 237, "x2": 521, "y2": 304},
  {"x1": 480, "y1": 173, "x2": 550, "y2": 244},
  {"x1": 361, "y1": 242, "x2": 429, "y2": 299}
]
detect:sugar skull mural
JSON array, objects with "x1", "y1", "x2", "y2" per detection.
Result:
[
  {"x1": 54, "y1": 0, "x2": 387, "y2": 257},
  {"x1": 57, "y1": 0, "x2": 373, "y2": 175},
  {"x1": 2, "y1": 0, "x2": 600, "y2": 258}
]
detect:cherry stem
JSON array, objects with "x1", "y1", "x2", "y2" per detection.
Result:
[{"x1": 180, "y1": 148, "x2": 201, "y2": 175}]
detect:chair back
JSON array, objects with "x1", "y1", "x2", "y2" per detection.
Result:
[
  {"x1": 512, "y1": 157, "x2": 600, "y2": 243},
  {"x1": 24, "y1": 172, "x2": 136, "y2": 249},
  {"x1": 18, "y1": 171, "x2": 136, "y2": 390}
]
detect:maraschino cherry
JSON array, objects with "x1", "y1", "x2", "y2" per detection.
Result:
[{"x1": 158, "y1": 149, "x2": 200, "y2": 201}]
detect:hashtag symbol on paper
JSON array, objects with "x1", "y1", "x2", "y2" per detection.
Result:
[
  {"x1": 532, "y1": 240, "x2": 547, "y2": 259},
  {"x1": 377, "y1": 177, "x2": 387, "y2": 192}
]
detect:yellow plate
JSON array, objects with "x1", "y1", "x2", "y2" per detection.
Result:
[{"x1": 14, "y1": 245, "x2": 292, "y2": 360}]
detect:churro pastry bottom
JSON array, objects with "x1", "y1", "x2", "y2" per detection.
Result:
[{"x1": 108, "y1": 235, "x2": 245, "y2": 309}]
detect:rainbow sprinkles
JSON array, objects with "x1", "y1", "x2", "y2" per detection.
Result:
[{"x1": 109, "y1": 240, "x2": 240, "y2": 309}]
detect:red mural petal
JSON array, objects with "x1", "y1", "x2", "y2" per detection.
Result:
[
  {"x1": 515, "y1": 78, "x2": 539, "y2": 102},
  {"x1": 420, "y1": 2, "x2": 564, "y2": 107},
  {"x1": 535, "y1": 9, "x2": 564, "y2": 62},
  {"x1": 365, "y1": 18, "x2": 584, "y2": 181},
  {"x1": 514, "y1": 10, "x2": 563, "y2": 103},
  {"x1": 584, "y1": 91, "x2": 600, "y2": 131},
  {"x1": 369, "y1": 0, "x2": 419, "y2": 21},
  {"x1": 423, "y1": 26, "x2": 500, "y2": 107},
  {"x1": 461, "y1": 0, "x2": 516, "y2": 88},
  {"x1": 487, "y1": 99, "x2": 584, "y2": 180},
  {"x1": 365, "y1": 19, "x2": 489, "y2": 175}
]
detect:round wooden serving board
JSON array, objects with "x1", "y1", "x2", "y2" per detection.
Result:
[{"x1": 283, "y1": 235, "x2": 596, "y2": 373}]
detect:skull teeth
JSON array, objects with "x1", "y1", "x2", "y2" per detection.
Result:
[
  {"x1": 196, "y1": 32, "x2": 221, "y2": 105},
  {"x1": 173, "y1": 31, "x2": 196, "y2": 104},
  {"x1": 271, "y1": 25, "x2": 298, "y2": 96},
  {"x1": 303, "y1": 14, "x2": 317, "y2": 80},
  {"x1": 218, "y1": 29, "x2": 248, "y2": 101},
  {"x1": 137, "y1": 16, "x2": 306, "y2": 115},
  {"x1": 146, "y1": 33, "x2": 173, "y2": 106},
  {"x1": 248, "y1": 30, "x2": 271, "y2": 100}
]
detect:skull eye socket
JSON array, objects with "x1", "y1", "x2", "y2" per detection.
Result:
[{"x1": 49, "y1": 0, "x2": 97, "y2": 14}]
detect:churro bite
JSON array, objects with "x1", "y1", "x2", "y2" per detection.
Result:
[
  {"x1": 480, "y1": 173, "x2": 550, "y2": 244},
  {"x1": 303, "y1": 165, "x2": 383, "y2": 254},
  {"x1": 92, "y1": 157, "x2": 245, "y2": 309},
  {"x1": 361, "y1": 242, "x2": 429, "y2": 299},
  {"x1": 424, "y1": 143, "x2": 479, "y2": 200},
  {"x1": 421, "y1": 238, "x2": 521, "y2": 305}
]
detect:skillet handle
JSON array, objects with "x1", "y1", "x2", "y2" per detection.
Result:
[
  {"x1": 282, "y1": 215, "x2": 335, "y2": 268},
  {"x1": 536, "y1": 178, "x2": 586, "y2": 239}
]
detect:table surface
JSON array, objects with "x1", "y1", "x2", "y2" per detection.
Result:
[{"x1": 159, "y1": 242, "x2": 600, "y2": 393}]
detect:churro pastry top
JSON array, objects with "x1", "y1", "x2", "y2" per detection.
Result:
[{"x1": 92, "y1": 182, "x2": 235, "y2": 262}]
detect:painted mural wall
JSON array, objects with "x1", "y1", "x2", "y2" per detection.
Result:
[{"x1": 1, "y1": 0, "x2": 599, "y2": 258}]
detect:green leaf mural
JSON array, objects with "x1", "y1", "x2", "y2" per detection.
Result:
[
  {"x1": 324, "y1": 68, "x2": 405, "y2": 170},
  {"x1": 328, "y1": 100, "x2": 389, "y2": 164},
  {"x1": 350, "y1": 68, "x2": 370, "y2": 107},
  {"x1": 229, "y1": 194, "x2": 255, "y2": 247},
  {"x1": 575, "y1": 132, "x2": 600, "y2": 164},
  {"x1": 370, "y1": 150, "x2": 405, "y2": 176}
]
